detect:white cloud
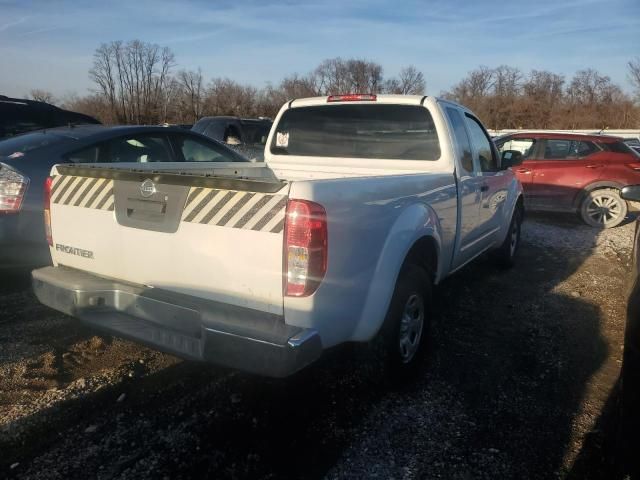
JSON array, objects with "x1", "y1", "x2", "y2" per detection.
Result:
[{"x1": 0, "y1": 15, "x2": 27, "y2": 32}]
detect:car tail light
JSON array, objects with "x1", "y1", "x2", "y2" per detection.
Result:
[
  {"x1": 44, "y1": 176, "x2": 53, "y2": 246},
  {"x1": 0, "y1": 163, "x2": 29, "y2": 214},
  {"x1": 625, "y1": 163, "x2": 640, "y2": 171},
  {"x1": 284, "y1": 199, "x2": 328, "y2": 297},
  {"x1": 327, "y1": 94, "x2": 377, "y2": 102}
]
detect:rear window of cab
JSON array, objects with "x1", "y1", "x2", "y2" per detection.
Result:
[{"x1": 271, "y1": 104, "x2": 441, "y2": 161}]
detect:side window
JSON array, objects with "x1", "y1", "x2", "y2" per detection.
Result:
[
  {"x1": 65, "y1": 145, "x2": 99, "y2": 163},
  {"x1": 575, "y1": 141, "x2": 598, "y2": 158},
  {"x1": 173, "y1": 134, "x2": 238, "y2": 162},
  {"x1": 445, "y1": 107, "x2": 473, "y2": 173},
  {"x1": 544, "y1": 139, "x2": 573, "y2": 160},
  {"x1": 106, "y1": 135, "x2": 172, "y2": 163},
  {"x1": 465, "y1": 115, "x2": 498, "y2": 172},
  {"x1": 497, "y1": 138, "x2": 537, "y2": 160}
]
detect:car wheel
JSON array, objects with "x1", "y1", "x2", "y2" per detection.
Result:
[
  {"x1": 580, "y1": 189, "x2": 627, "y2": 228},
  {"x1": 378, "y1": 264, "x2": 432, "y2": 379},
  {"x1": 492, "y1": 203, "x2": 523, "y2": 269}
]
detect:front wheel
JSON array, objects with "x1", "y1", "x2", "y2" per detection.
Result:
[
  {"x1": 378, "y1": 264, "x2": 432, "y2": 379},
  {"x1": 580, "y1": 189, "x2": 627, "y2": 228}
]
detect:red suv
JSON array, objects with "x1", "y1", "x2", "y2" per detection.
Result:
[{"x1": 495, "y1": 132, "x2": 640, "y2": 228}]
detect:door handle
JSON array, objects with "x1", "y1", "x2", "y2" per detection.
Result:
[
  {"x1": 517, "y1": 168, "x2": 531, "y2": 174},
  {"x1": 480, "y1": 184, "x2": 489, "y2": 192},
  {"x1": 585, "y1": 164, "x2": 603, "y2": 169}
]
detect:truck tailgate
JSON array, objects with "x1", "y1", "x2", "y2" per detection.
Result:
[{"x1": 48, "y1": 165, "x2": 289, "y2": 315}]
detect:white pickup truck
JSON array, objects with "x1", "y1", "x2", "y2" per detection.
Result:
[{"x1": 33, "y1": 94, "x2": 523, "y2": 377}]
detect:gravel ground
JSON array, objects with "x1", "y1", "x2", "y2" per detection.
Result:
[{"x1": 0, "y1": 212, "x2": 634, "y2": 479}]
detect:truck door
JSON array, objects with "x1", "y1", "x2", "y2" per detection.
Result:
[
  {"x1": 444, "y1": 107, "x2": 484, "y2": 269},
  {"x1": 464, "y1": 114, "x2": 511, "y2": 247}
]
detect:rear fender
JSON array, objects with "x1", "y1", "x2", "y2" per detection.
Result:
[{"x1": 350, "y1": 202, "x2": 442, "y2": 342}]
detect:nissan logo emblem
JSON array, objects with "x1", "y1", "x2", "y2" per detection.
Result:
[{"x1": 140, "y1": 179, "x2": 156, "y2": 198}]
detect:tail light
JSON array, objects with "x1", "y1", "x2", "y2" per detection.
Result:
[
  {"x1": 0, "y1": 163, "x2": 29, "y2": 214},
  {"x1": 44, "y1": 176, "x2": 53, "y2": 246},
  {"x1": 327, "y1": 94, "x2": 377, "y2": 102},
  {"x1": 284, "y1": 199, "x2": 328, "y2": 297},
  {"x1": 625, "y1": 163, "x2": 640, "y2": 171}
]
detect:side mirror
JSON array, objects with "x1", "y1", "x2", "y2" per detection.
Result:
[
  {"x1": 501, "y1": 150, "x2": 523, "y2": 169},
  {"x1": 621, "y1": 185, "x2": 640, "y2": 202}
]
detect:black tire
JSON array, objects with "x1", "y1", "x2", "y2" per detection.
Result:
[
  {"x1": 492, "y1": 203, "x2": 523, "y2": 269},
  {"x1": 377, "y1": 264, "x2": 432, "y2": 380},
  {"x1": 580, "y1": 188, "x2": 627, "y2": 228}
]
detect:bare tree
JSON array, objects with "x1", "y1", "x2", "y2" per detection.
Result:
[
  {"x1": 204, "y1": 78, "x2": 258, "y2": 117},
  {"x1": 313, "y1": 58, "x2": 384, "y2": 95},
  {"x1": 60, "y1": 93, "x2": 114, "y2": 123},
  {"x1": 486, "y1": 65, "x2": 523, "y2": 129},
  {"x1": 89, "y1": 40, "x2": 176, "y2": 124},
  {"x1": 566, "y1": 69, "x2": 612, "y2": 105},
  {"x1": 280, "y1": 73, "x2": 319, "y2": 98},
  {"x1": 443, "y1": 66, "x2": 494, "y2": 123},
  {"x1": 522, "y1": 70, "x2": 565, "y2": 128},
  {"x1": 160, "y1": 77, "x2": 181, "y2": 124},
  {"x1": 565, "y1": 69, "x2": 618, "y2": 128},
  {"x1": 176, "y1": 69, "x2": 204, "y2": 122},
  {"x1": 629, "y1": 57, "x2": 640, "y2": 100},
  {"x1": 28, "y1": 89, "x2": 56, "y2": 104},
  {"x1": 385, "y1": 66, "x2": 426, "y2": 94}
]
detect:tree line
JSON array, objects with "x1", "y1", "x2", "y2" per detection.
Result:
[
  {"x1": 30, "y1": 40, "x2": 640, "y2": 129},
  {"x1": 443, "y1": 63, "x2": 640, "y2": 129},
  {"x1": 44, "y1": 40, "x2": 424, "y2": 125}
]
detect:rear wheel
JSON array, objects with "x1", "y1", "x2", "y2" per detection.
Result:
[
  {"x1": 492, "y1": 203, "x2": 523, "y2": 269},
  {"x1": 378, "y1": 264, "x2": 432, "y2": 379},
  {"x1": 580, "y1": 189, "x2": 627, "y2": 228}
]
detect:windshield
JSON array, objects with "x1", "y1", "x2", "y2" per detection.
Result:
[
  {"x1": 270, "y1": 104, "x2": 440, "y2": 160},
  {"x1": 0, "y1": 131, "x2": 66, "y2": 158}
]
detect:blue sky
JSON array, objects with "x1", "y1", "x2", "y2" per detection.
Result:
[{"x1": 1, "y1": 0, "x2": 639, "y2": 99}]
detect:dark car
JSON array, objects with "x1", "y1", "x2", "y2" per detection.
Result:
[
  {"x1": 0, "y1": 95, "x2": 100, "y2": 139},
  {"x1": 495, "y1": 132, "x2": 640, "y2": 228},
  {"x1": 0, "y1": 125, "x2": 248, "y2": 270},
  {"x1": 192, "y1": 116, "x2": 272, "y2": 161}
]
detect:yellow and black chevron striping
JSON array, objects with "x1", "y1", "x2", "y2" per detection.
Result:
[
  {"x1": 182, "y1": 186, "x2": 287, "y2": 233},
  {"x1": 50, "y1": 176, "x2": 288, "y2": 233},
  {"x1": 50, "y1": 175, "x2": 115, "y2": 211}
]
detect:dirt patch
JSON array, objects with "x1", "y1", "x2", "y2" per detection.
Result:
[{"x1": 0, "y1": 215, "x2": 634, "y2": 479}]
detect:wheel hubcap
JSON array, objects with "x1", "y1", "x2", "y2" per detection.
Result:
[
  {"x1": 586, "y1": 195, "x2": 623, "y2": 226},
  {"x1": 398, "y1": 294, "x2": 425, "y2": 363}
]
